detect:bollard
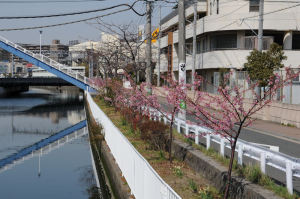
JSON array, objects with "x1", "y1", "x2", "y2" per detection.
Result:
[
  {"x1": 220, "y1": 138, "x2": 225, "y2": 157},
  {"x1": 238, "y1": 144, "x2": 243, "y2": 165},
  {"x1": 286, "y1": 161, "x2": 293, "y2": 195},
  {"x1": 260, "y1": 152, "x2": 266, "y2": 174},
  {"x1": 206, "y1": 134, "x2": 211, "y2": 149}
]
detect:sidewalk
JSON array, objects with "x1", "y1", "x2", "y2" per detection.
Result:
[
  {"x1": 247, "y1": 120, "x2": 300, "y2": 143},
  {"x1": 154, "y1": 87, "x2": 300, "y2": 144}
]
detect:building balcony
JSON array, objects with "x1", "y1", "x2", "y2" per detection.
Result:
[{"x1": 156, "y1": 49, "x2": 300, "y2": 73}]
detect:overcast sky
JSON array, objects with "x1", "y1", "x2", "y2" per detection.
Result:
[{"x1": 0, "y1": 0, "x2": 174, "y2": 45}]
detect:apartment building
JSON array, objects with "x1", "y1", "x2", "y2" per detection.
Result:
[{"x1": 156, "y1": 0, "x2": 300, "y2": 103}]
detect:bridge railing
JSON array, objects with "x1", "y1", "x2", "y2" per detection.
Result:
[
  {"x1": 0, "y1": 126, "x2": 88, "y2": 174},
  {"x1": 86, "y1": 93, "x2": 181, "y2": 199},
  {"x1": 146, "y1": 107, "x2": 300, "y2": 195},
  {"x1": 0, "y1": 35, "x2": 99, "y2": 91}
]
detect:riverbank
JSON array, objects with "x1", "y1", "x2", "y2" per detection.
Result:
[{"x1": 85, "y1": 95, "x2": 131, "y2": 199}]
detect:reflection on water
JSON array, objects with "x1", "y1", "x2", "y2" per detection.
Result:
[{"x1": 0, "y1": 87, "x2": 100, "y2": 199}]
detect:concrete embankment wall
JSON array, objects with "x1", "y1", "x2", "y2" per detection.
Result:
[
  {"x1": 172, "y1": 140, "x2": 283, "y2": 199},
  {"x1": 85, "y1": 97, "x2": 131, "y2": 199}
]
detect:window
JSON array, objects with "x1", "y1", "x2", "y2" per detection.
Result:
[
  {"x1": 210, "y1": 34, "x2": 237, "y2": 50},
  {"x1": 196, "y1": 41, "x2": 201, "y2": 53},
  {"x1": 196, "y1": 38, "x2": 208, "y2": 53},
  {"x1": 244, "y1": 36, "x2": 274, "y2": 50},
  {"x1": 249, "y1": 0, "x2": 259, "y2": 12},
  {"x1": 292, "y1": 34, "x2": 300, "y2": 49}
]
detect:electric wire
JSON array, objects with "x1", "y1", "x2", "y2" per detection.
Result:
[
  {"x1": 0, "y1": 1, "x2": 144, "y2": 19},
  {"x1": 0, "y1": 8, "x2": 131, "y2": 31}
]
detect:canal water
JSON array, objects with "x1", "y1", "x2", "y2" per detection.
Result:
[{"x1": 0, "y1": 87, "x2": 103, "y2": 199}]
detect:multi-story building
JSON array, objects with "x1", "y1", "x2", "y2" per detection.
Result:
[
  {"x1": 156, "y1": 0, "x2": 300, "y2": 103},
  {"x1": 19, "y1": 40, "x2": 69, "y2": 65}
]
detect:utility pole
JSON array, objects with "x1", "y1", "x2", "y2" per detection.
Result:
[
  {"x1": 11, "y1": 54, "x2": 14, "y2": 77},
  {"x1": 157, "y1": 5, "x2": 161, "y2": 87},
  {"x1": 146, "y1": 0, "x2": 152, "y2": 94},
  {"x1": 178, "y1": 0, "x2": 186, "y2": 120},
  {"x1": 89, "y1": 43, "x2": 94, "y2": 78},
  {"x1": 192, "y1": 0, "x2": 197, "y2": 91},
  {"x1": 257, "y1": 0, "x2": 264, "y2": 98},
  {"x1": 257, "y1": 0, "x2": 264, "y2": 52},
  {"x1": 39, "y1": 30, "x2": 43, "y2": 56}
]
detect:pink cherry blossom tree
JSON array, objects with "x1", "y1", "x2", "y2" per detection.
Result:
[{"x1": 180, "y1": 67, "x2": 299, "y2": 199}]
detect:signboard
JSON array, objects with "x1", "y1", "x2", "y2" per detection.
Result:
[
  {"x1": 151, "y1": 28, "x2": 159, "y2": 43},
  {"x1": 144, "y1": 28, "x2": 160, "y2": 44}
]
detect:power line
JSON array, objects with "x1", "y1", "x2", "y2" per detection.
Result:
[
  {"x1": 0, "y1": 8, "x2": 131, "y2": 31},
  {"x1": 0, "y1": 1, "x2": 145, "y2": 19},
  {"x1": 0, "y1": 0, "x2": 106, "y2": 3}
]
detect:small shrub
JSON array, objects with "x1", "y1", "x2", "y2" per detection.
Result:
[
  {"x1": 159, "y1": 150, "x2": 165, "y2": 160},
  {"x1": 244, "y1": 165, "x2": 262, "y2": 183},
  {"x1": 121, "y1": 117, "x2": 127, "y2": 126},
  {"x1": 198, "y1": 186, "x2": 216, "y2": 199},
  {"x1": 173, "y1": 166, "x2": 183, "y2": 178},
  {"x1": 184, "y1": 138, "x2": 193, "y2": 146},
  {"x1": 188, "y1": 179, "x2": 197, "y2": 193},
  {"x1": 139, "y1": 120, "x2": 169, "y2": 151}
]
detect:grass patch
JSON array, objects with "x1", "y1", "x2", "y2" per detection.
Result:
[{"x1": 173, "y1": 129, "x2": 299, "y2": 199}]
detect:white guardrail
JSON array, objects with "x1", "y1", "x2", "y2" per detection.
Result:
[
  {"x1": 146, "y1": 107, "x2": 300, "y2": 195},
  {"x1": 86, "y1": 93, "x2": 182, "y2": 199},
  {"x1": 0, "y1": 35, "x2": 99, "y2": 90}
]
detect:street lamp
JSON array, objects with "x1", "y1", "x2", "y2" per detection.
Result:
[{"x1": 39, "y1": 30, "x2": 43, "y2": 56}]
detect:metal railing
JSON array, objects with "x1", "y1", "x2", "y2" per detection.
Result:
[
  {"x1": 147, "y1": 107, "x2": 300, "y2": 195},
  {"x1": 0, "y1": 35, "x2": 99, "y2": 91},
  {"x1": 86, "y1": 93, "x2": 181, "y2": 199}
]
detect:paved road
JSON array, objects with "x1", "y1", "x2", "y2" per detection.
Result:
[{"x1": 158, "y1": 97, "x2": 300, "y2": 158}]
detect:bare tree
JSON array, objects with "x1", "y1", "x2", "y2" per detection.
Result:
[{"x1": 92, "y1": 19, "x2": 153, "y2": 82}]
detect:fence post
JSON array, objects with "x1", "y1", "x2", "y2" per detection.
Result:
[
  {"x1": 220, "y1": 138, "x2": 225, "y2": 157},
  {"x1": 163, "y1": 117, "x2": 167, "y2": 124},
  {"x1": 260, "y1": 152, "x2": 266, "y2": 174},
  {"x1": 238, "y1": 144, "x2": 243, "y2": 165},
  {"x1": 206, "y1": 134, "x2": 211, "y2": 149},
  {"x1": 185, "y1": 124, "x2": 189, "y2": 136},
  {"x1": 195, "y1": 129, "x2": 199, "y2": 145},
  {"x1": 286, "y1": 161, "x2": 293, "y2": 195},
  {"x1": 177, "y1": 120, "x2": 181, "y2": 133}
]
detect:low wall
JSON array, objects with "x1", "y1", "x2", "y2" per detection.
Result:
[{"x1": 172, "y1": 139, "x2": 284, "y2": 199}]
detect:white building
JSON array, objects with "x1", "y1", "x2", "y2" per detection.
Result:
[{"x1": 156, "y1": 0, "x2": 300, "y2": 103}]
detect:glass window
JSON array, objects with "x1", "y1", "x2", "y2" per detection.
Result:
[
  {"x1": 249, "y1": 0, "x2": 259, "y2": 12},
  {"x1": 210, "y1": 34, "x2": 237, "y2": 50},
  {"x1": 293, "y1": 34, "x2": 300, "y2": 49}
]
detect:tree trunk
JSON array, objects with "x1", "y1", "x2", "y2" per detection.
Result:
[
  {"x1": 169, "y1": 113, "x2": 175, "y2": 163},
  {"x1": 223, "y1": 137, "x2": 238, "y2": 199}
]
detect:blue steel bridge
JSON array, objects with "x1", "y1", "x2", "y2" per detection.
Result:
[
  {"x1": 0, "y1": 35, "x2": 97, "y2": 92},
  {"x1": 0, "y1": 120, "x2": 87, "y2": 173}
]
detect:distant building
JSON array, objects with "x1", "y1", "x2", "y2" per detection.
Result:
[
  {"x1": 69, "y1": 40, "x2": 79, "y2": 46},
  {"x1": 18, "y1": 40, "x2": 69, "y2": 65}
]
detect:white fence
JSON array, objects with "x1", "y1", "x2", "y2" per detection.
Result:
[
  {"x1": 148, "y1": 108, "x2": 300, "y2": 195},
  {"x1": 86, "y1": 93, "x2": 181, "y2": 199}
]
